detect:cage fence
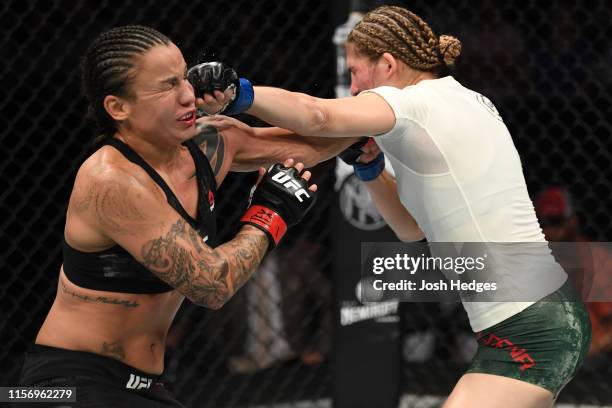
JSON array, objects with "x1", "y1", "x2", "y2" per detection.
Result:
[{"x1": 1, "y1": 0, "x2": 611, "y2": 407}]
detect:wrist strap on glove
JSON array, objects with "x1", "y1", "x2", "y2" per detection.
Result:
[
  {"x1": 240, "y1": 205, "x2": 288, "y2": 249},
  {"x1": 224, "y1": 78, "x2": 254, "y2": 115},
  {"x1": 354, "y1": 152, "x2": 385, "y2": 181}
]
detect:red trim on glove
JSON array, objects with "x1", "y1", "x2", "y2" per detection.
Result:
[{"x1": 240, "y1": 205, "x2": 288, "y2": 246}]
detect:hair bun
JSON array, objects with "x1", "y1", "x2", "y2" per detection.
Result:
[{"x1": 438, "y1": 35, "x2": 462, "y2": 66}]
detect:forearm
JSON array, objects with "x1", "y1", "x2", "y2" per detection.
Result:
[
  {"x1": 248, "y1": 127, "x2": 359, "y2": 168},
  {"x1": 185, "y1": 226, "x2": 268, "y2": 309},
  {"x1": 249, "y1": 87, "x2": 327, "y2": 137},
  {"x1": 299, "y1": 135, "x2": 360, "y2": 166},
  {"x1": 213, "y1": 225, "x2": 269, "y2": 301},
  {"x1": 366, "y1": 172, "x2": 424, "y2": 242},
  {"x1": 141, "y1": 219, "x2": 268, "y2": 309}
]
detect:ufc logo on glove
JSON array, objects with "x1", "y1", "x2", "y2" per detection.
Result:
[{"x1": 271, "y1": 172, "x2": 310, "y2": 203}]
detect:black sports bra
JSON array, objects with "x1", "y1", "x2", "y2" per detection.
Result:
[{"x1": 63, "y1": 137, "x2": 217, "y2": 294}]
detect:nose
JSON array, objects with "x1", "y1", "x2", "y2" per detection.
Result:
[
  {"x1": 180, "y1": 78, "x2": 196, "y2": 105},
  {"x1": 350, "y1": 81, "x2": 359, "y2": 97}
]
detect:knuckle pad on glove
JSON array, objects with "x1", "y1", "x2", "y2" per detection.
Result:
[
  {"x1": 284, "y1": 167, "x2": 299, "y2": 178},
  {"x1": 187, "y1": 62, "x2": 238, "y2": 96},
  {"x1": 222, "y1": 68, "x2": 238, "y2": 86}
]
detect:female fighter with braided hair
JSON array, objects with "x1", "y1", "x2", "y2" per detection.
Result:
[
  {"x1": 197, "y1": 5, "x2": 591, "y2": 407},
  {"x1": 16, "y1": 25, "x2": 358, "y2": 407}
]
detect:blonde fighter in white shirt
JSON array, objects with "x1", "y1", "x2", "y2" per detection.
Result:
[{"x1": 196, "y1": 6, "x2": 591, "y2": 407}]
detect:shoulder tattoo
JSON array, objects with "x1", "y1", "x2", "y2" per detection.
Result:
[{"x1": 193, "y1": 126, "x2": 225, "y2": 177}]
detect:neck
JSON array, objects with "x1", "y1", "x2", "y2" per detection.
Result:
[
  {"x1": 397, "y1": 70, "x2": 437, "y2": 88},
  {"x1": 115, "y1": 130, "x2": 182, "y2": 168}
]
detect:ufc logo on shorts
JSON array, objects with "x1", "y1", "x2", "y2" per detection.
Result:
[
  {"x1": 478, "y1": 332, "x2": 535, "y2": 372},
  {"x1": 126, "y1": 373, "x2": 153, "y2": 389},
  {"x1": 271, "y1": 172, "x2": 310, "y2": 202}
]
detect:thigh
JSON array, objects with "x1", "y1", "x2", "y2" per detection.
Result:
[
  {"x1": 444, "y1": 373, "x2": 553, "y2": 408},
  {"x1": 467, "y1": 283, "x2": 591, "y2": 396}
]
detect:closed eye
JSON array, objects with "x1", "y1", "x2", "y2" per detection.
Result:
[{"x1": 160, "y1": 77, "x2": 180, "y2": 90}]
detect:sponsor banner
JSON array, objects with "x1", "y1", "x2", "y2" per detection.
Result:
[{"x1": 331, "y1": 175, "x2": 400, "y2": 408}]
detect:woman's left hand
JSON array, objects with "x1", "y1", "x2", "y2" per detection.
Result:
[
  {"x1": 196, "y1": 88, "x2": 235, "y2": 115},
  {"x1": 196, "y1": 115, "x2": 255, "y2": 136}
]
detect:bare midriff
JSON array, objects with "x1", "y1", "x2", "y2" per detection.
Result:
[{"x1": 35, "y1": 268, "x2": 184, "y2": 375}]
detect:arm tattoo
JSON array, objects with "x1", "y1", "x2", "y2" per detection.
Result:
[
  {"x1": 218, "y1": 228, "x2": 269, "y2": 292},
  {"x1": 193, "y1": 126, "x2": 225, "y2": 177},
  {"x1": 61, "y1": 281, "x2": 139, "y2": 308},
  {"x1": 94, "y1": 180, "x2": 147, "y2": 235},
  {"x1": 101, "y1": 341, "x2": 126, "y2": 360},
  {"x1": 140, "y1": 219, "x2": 268, "y2": 308},
  {"x1": 73, "y1": 183, "x2": 96, "y2": 212}
]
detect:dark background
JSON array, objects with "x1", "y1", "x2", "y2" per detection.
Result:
[{"x1": 1, "y1": 0, "x2": 611, "y2": 406}]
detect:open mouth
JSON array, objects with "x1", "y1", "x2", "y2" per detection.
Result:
[{"x1": 178, "y1": 111, "x2": 195, "y2": 122}]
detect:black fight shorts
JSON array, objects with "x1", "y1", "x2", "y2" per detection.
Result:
[{"x1": 15, "y1": 344, "x2": 185, "y2": 408}]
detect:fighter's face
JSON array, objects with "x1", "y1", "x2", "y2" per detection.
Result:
[
  {"x1": 346, "y1": 42, "x2": 388, "y2": 96},
  {"x1": 119, "y1": 43, "x2": 197, "y2": 143}
]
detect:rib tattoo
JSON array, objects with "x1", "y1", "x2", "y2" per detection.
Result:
[
  {"x1": 61, "y1": 281, "x2": 139, "y2": 308},
  {"x1": 101, "y1": 341, "x2": 126, "y2": 360}
]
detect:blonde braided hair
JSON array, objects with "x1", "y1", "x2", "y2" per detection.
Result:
[{"x1": 347, "y1": 6, "x2": 461, "y2": 74}]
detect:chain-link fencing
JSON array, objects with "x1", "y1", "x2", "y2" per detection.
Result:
[{"x1": 1, "y1": 0, "x2": 611, "y2": 406}]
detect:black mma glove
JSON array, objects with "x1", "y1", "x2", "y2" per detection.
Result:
[
  {"x1": 187, "y1": 61, "x2": 254, "y2": 115},
  {"x1": 241, "y1": 164, "x2": 317, "y2": 250},
  {"x1": 338, "y1": 138, "x2": 385, "y2": 181}
]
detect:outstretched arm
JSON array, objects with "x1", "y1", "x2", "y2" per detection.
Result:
[
  {"x1": 247, "y1": 87, "x2": 396, "y2": 138},
  {"x1": 241, "y1": 126, "x2": 360, "y2": 169},
  {"x1": 195, "y1": 115, "x2": 360, "y2": 173},
  {"x1": 191, "y1": 62, "x2": 395, "y2": 138}
]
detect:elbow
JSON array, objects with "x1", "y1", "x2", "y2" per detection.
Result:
[
  {"x1": 190, "y1": 294, "x2": 229, "y2": 310},
  {"x1": 395, "y1": 228, "x2": 425, "y2": 243},
  {"x1": 303, "y1": 97, "x2": 329, "y2": 136},
  {"x1": 311, "y1": 107, "x2": 328, "y2": 135},
  {"x1": 397, "y1": 234, "x2": 416, "y2": 243},
  {"x1": 202, "y1": 299, "x2": 227, "y2": 310}
]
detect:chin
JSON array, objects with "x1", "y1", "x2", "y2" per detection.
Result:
[{"x1": 176, "y1": 126, "x2": 198, "y2": 141}]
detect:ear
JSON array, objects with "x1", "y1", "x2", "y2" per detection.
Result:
[
  {"x1": 379, "y1": 52, "x2": 398, "y2": 77},
  {"x1": 103, "y1": 95, "x2": 130, "y2": 122}
]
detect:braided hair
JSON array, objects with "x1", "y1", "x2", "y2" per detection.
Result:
[
  {"x1": 80, "y1": 25, "x2": 170, "y2": 143},
  {"x1": 347, "y1": 6, "x2": 461, "y2": 75}
]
